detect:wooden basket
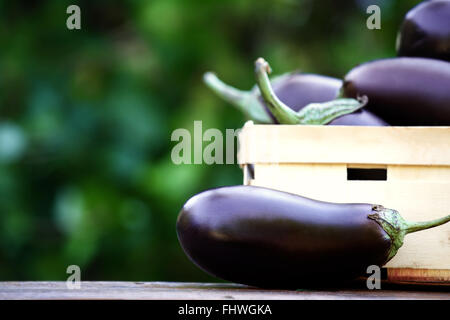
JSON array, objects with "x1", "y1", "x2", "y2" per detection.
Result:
[{"x1": 238, "y1": 121, "x2": 450, "y2": 284}]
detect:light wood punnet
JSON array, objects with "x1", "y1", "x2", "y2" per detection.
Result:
[{"x1": 238, "y1": 121, "x2": 450, "y2": 284}]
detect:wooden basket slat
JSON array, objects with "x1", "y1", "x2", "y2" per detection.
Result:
[{"x1": 238, "y1": 122, "x2": 450, "y2": 166}]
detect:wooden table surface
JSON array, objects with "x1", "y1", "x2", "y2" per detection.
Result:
[{"x1": 0, "y1": 281, "x2": 449, "y2": 300}]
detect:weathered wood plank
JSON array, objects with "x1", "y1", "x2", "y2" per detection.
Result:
[{"x1": 0, "y1": 282, "x2": 448, "y2": 300}]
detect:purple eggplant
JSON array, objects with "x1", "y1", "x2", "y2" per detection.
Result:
[
  {"x1": 397, "y1": 0, "x2": 450, "y2": 62},
  {"x1": 253, "y1": 58, "x2": 369, "y2": 125},
  {"x1": 343, "y1": 57, "x2": 450, "y2": 125},
  {"x1": 176, "y1": 186, "x2": 450, "y2": 288},
  {"x1": 204, "y1": 62, "x2": 387, "y2": 126}
]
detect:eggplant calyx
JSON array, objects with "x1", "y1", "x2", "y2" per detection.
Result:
[
  {"x1": 297, "y1": 96, "x2": 368, "y2": 125},
  {"x1": 368, "y1": 205, "x2": 450, "y2": 262},
  {"x1": 254, "y1": 57, "x2": 367, "y2": 125},
  {"x1": 203, "y1": 72, "x2": 273, "y2": 124},
  {"x1": 368, "y1": 205, "x2": 409, "y2": 262}
]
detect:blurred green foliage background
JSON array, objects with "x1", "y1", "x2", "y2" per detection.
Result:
[{"x1": 0, "y1": 0, "x2": 422, "y2": 281}]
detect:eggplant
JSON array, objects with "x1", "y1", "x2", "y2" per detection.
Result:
[
  {"x1": 397, "y1": 0, "x2": 450, "y2": 62},
  {"x1": 204, "y1": 62, "x2": 387, "y2": 126},
  {"x1": 343, "y1": 57, "x2": 450, "y2": 125},
  {"x1": 176, "y1": 186, "x2": 450, "y2": 288},
  {"x1": 253, "y1": 58, "x2": 370, "y2": 125}
]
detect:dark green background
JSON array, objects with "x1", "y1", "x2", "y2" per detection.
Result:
[{"x1": 0, "y1": 0, "x2": 422, "y2": 281}]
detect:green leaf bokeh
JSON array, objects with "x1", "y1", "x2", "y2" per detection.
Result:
[{"x1": 0, "y1": 0, "x2": 421, "y2": 281}]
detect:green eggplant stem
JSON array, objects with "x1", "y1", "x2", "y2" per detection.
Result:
[
  {"x1": 254, "y1": 57, "x2": 368, "y2": 125},
  {"x1": 203, "y1": 72, "x2": 249, "y2": 108},
  {"x1": 368, "y1": 206, "x2": 450, "y2": 262},
  {"x1": 404, "y1": 214, "x2": 450, "y2": 234},
  {"x1": 254, "y1": 58, "x2": 300, "y2": 124},
  {"x1": 203, "y1": 72, "x2": 272, "y2": 123}
]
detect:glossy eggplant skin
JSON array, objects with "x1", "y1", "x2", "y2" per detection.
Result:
[
  {"x1": 397, "y1": 0, "x2": 450, "y2": 62},
  {"x1": 343, "y1": 57, "x2": 450, "y2": 125},
  {"x1": 176, "y1": 186, "x2": 391, "y2": 289},
  {"x1": 260, "y1": 73, "x2": 388, "y2": 126}
]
